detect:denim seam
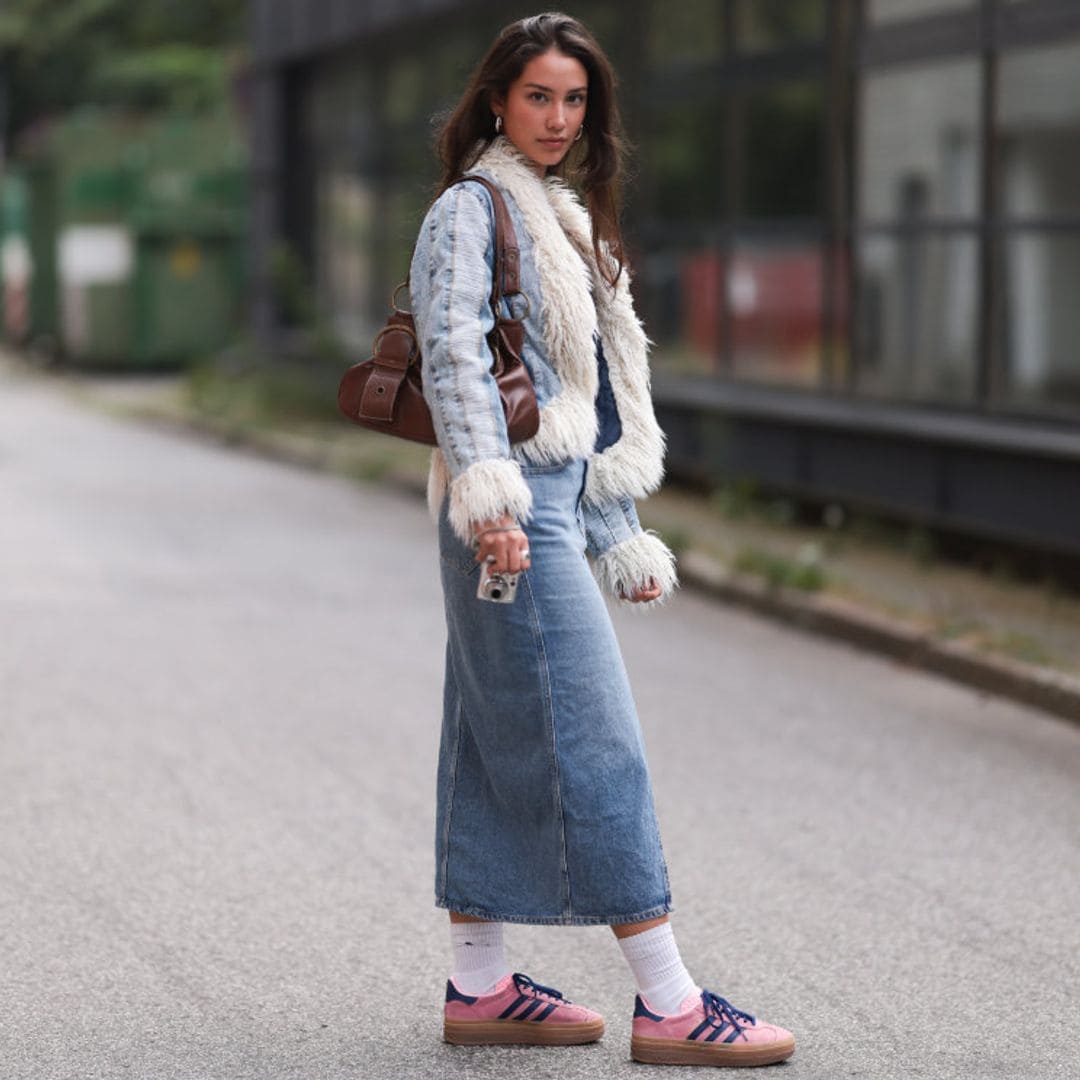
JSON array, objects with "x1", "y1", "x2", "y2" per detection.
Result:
[
  {"x1": 433, "y1": 899, "x2": 673, "y2": 927},
  {"x1": 431, "y1": 198, "x2": 460, "y2": 466},
  {"x1": 436, "y1": 679, "x2": 464, "y2": 906},
  {"x1": 446, "y1": 192, "x2": 477, "y2": 463},
  {"x1": 520, "y1": 570, "x2": 573, "y2": 919}
]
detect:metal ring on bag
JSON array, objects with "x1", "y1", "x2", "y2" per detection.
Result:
[{"x1": 391, "y1": 282, "x2": 412, "y2": 315}]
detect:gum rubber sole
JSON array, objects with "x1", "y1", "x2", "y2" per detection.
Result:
[
  {"x1": 444, "y1": 1017, "x2": 605, "y2": 1046},
  {"x1": 631, "y1": 1033, "x2": 796, "y2": 1067}
]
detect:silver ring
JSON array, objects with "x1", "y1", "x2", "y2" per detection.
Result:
[
  {"x1": 521, "y1": 549, "x2": 531, "y2": 559},
  {"x1": 484, "y1": 554, "x2": 497, "y2": 564}
]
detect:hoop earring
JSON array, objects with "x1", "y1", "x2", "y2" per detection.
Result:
[
  {"x1": 574, "y1": 125, "x2": 584, "y2": 143},
  {"x1": 495, "y1": 115, "x2": 503, "y2": 134}
]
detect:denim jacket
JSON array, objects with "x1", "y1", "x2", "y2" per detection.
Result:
[{"x1": 410, "y1": 136, "x2": 677, "y2": 604}]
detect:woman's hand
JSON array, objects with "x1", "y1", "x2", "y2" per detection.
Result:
[
  {"x1": 472, "y1": 515, "x2": 531, "y2": 575},
  {"x1": 622, "y1": 578, "x2": 661, "y2": 603}
]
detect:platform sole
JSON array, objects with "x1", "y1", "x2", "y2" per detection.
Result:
[
  {"x1": 631, "y1": 1033, "x2": 795, "y2": 1067},
  {"x1": 444, "y1": 1017, "x2": 604, "y2": 1046}
]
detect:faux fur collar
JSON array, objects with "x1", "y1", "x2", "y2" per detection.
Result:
[{"x1": 467, "y1": 136, "x2": 666, "y2": 504}]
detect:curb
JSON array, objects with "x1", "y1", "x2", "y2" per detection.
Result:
[
  {"x1": 69, "y1": 385, "x2": 1080, "y2": 728},
  {"x1": 678, "y1": 551, "x2": 1080, "y2": 725}
]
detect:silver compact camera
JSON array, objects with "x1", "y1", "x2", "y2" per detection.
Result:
[{"x1": 477, "y1": 567, "x2": 520, "y2": 603}]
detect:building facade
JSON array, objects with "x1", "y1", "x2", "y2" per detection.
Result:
[{"x1": 251, "y1": 0, "x2": 1080, "y2": 554}]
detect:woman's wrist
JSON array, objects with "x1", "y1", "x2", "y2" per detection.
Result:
[
  {"x1": 470, "y1": 514, "x2": 520, "y2": 546},
  {"x1": 470, "y1": 522, "x2": 522, "y2": 550}
]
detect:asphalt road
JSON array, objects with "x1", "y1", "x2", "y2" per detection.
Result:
[{"x1": 2, "y1": 363, "x2": 1078, "y2": 1080}]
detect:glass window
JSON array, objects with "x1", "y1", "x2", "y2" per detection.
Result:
[
  {"x1": 314, "y1": 170, "x2": 375, "y2": 349},
  {"x1": 639, "y1": 245, "x2": 722, "y2": 377},
  {"x1": 568, "y1": 3, "x2": 634, "y2": 70},
  {"x1": 860, "y1": 59, "x2": 981, "y2": 221},
  {"x1": 305, "y1": 59, "x2": 373, "y2": 164},
  {"x1": 383, "y1": 55, "x2": 426, "y2": 128},
  {"x1": 855, "y1": 232, "x2": 979, "y2": 401},
  {"x1": 730, "y1": 238, "x2": 825, "y2": 387},
  {"x1": 385, "y1": 136, "x2": 434, "y2": 261},
  {"x1": 736, "y1": 0, "x2": 825, "y2": 54},
  {"x1": 646, "y1": 98, "x2": 724, "y2": 223},
  {"x1": 999, "y1": 40, "x2": 1080, "y2": 218},
  {"x1": 1000, "y1": 231, "x2": 1080, "y2": 409},
  {"x1": 645, "y1": 0, "x2": 724, "y2": 67},
  {"x1": 429, "y1": 28, "x2": 486, "y2": 110},
  {"x1": 739, "y1": 81, "x2": 823, "y2": 219},
  {"x1": 304, "y1": 59, "x2": 381, "y2": 343},
  {"x1": 866, "y1": 0, "x2": 973, "y2": 24}
]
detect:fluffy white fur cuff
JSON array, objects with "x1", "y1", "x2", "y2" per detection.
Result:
[
  {"x1": 446, "y1": 457, "x2": 533, "y2": 545},
  {"x1": 593, "y1": 529, "x2": 679, "y2": 607}
]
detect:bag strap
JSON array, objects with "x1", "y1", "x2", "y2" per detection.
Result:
[
  {"x1": 402, "y1": 172, "x2": 522, "y2": 309},
  {"x1": 451, "y1": 174, "x2": 521, "y2": 302}
]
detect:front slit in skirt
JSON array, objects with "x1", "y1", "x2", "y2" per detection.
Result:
[{"x1": 434, "y1": 457, "x2": 672, "y2": 925}]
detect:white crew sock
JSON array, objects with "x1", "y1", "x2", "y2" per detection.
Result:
[
  {"x1": 449, "y1": 921, "x2": 512, "y2": 996},
  {"x1": 617, "y1": 922, "x2": 700, "y2": 1015}
]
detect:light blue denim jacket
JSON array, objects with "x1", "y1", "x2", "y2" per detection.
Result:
[{"x1": 409, "y1": 139, "x2": 676, "y2": 602}]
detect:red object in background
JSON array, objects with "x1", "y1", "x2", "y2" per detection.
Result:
[
  {"x1": 681, "y1": 247, "x2": 846, "y2": 366},
  {"x1": 4, "y1": 282, "x2": 29, "y2": 343},
  {"x1": 683, "y1": 251, "x2": 724, "y2": 361}
]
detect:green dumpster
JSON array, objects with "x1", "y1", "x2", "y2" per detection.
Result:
[
  {"x1": 130, "y1": 168, "x2": 246, "y2": 365},
  {"x1": 7, "y1": 107, "x2": 247, "y2": 368},
  {"x1": 58, "y1": 163, "x2": 137, "y2": 363}
]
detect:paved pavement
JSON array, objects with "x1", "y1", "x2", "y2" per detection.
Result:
[{"x1": 2, "y1": 363, "x2": 1078, "y2": 1080}]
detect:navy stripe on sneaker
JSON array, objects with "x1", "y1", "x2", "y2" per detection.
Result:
[
  {"x1": 533, "y1": 1003, "x2": 558, "y2": 1022},
  {"x1": 633, "y1": 996, "x2": 665, "y2": 1022},
  {"x1": 498, "y1": 994, "x2": 528, "y2": 1019},
  {"x1": 687, "y1": 1018, "x2": 713, "y2": 1041},
  {"x1": 516, "y1": 1000, "x2": 543, "y2": 1020},
  {"x1": 445, "y1": 981, "x2": 478, "y2": 1006},
  {"x1": 705, "y1": 1023, "x2": 730, "y2": 1042}
]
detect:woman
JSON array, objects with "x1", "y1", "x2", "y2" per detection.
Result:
[{"x1": 409, "y1": 12, "x2": 795, "y2": 1068}]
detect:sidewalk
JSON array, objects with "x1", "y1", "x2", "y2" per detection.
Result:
[{"x1": 17, "y1": 352, "x2": 1080, "y2": 724}]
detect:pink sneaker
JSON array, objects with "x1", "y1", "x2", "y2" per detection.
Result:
[
  {"x1": 631, "y1": 989, "x2": 795, "y2": 1067},
  {"x1": 443, "y1": 972, "x2": 605, "y2": 1046}
]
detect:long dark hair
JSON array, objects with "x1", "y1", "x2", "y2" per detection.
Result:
[{"x1": 435, "y1": 12, "x2": 627, "y2": 287}]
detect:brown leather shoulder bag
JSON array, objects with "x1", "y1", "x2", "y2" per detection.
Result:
[{"x1": 337, "y1": 174, "x2": 540, "y2": 446}]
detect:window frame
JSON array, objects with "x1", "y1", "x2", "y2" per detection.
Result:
[{"x1": 853, "y1": 0, "x2": 1080, "y2": 416}]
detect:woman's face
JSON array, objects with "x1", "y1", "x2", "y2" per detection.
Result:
[{"x1": 493, "y1": 48, "x2": 588, "y2": 175}]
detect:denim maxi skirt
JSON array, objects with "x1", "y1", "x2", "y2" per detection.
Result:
[{"x1": 434, "y1": 457, "x2": 672, "y2": 925}]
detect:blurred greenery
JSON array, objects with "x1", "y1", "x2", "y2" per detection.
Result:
[
  {"x1": 0, "y1": 0, "x2": 247, "y2": 140},
  {"x1": 185, "y1": 346, "x2": 344, "y2": 428},
  {"x1": 733, "y1": 544, "x2": 828, "y2": 592},
  {"x1": 269, "y1": 242, "x2": 317, "y2": 330}
]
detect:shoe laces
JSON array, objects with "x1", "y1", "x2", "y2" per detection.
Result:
[
  {"x1": 702, "y1": 990, "x2": 755, "y2": 1034},
  {"x1": 513, "y1": 972, "x2": 566, "y2": 1003}
]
